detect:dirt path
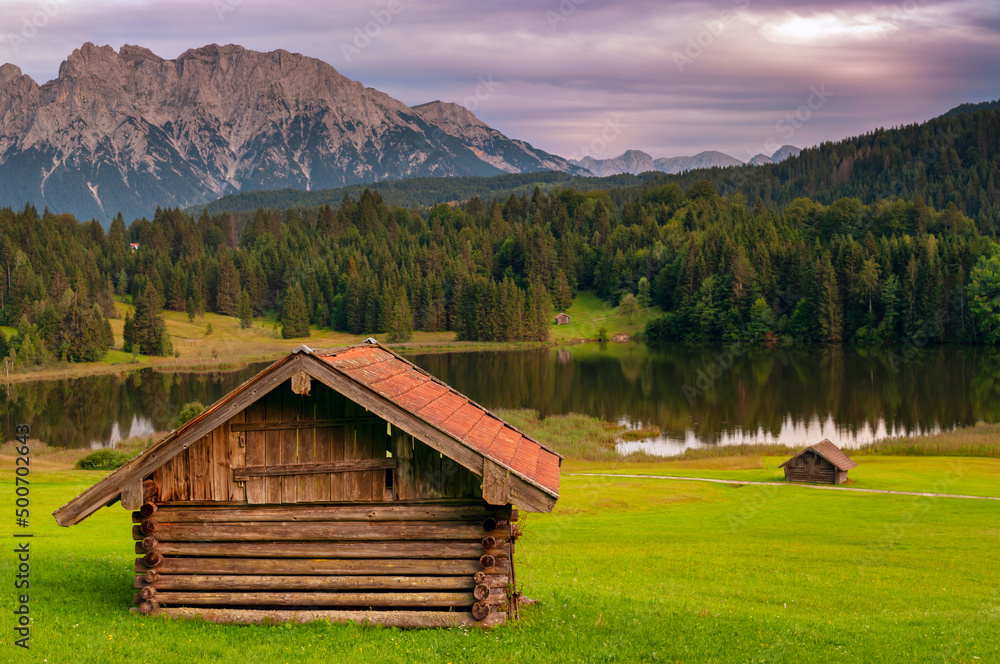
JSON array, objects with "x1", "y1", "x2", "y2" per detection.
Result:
[{"x1": 567, "y1": 473, "x2": 1000, "y2": 501}]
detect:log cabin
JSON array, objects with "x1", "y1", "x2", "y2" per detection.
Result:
[
  {"x1": 779, "y1": 439, "x2": 856, "y2": 484},
  {"x1": 53, "y1": 342, "x2": 561, "y2": 628}
]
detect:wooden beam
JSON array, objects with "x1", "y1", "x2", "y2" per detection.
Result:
[
  {"x1": 135, "y1": 502, "x2": 500, "y2": 523},
  {"x1": 137, "y1": 521, "x2": 502, "y2": 542},
  {"x1": 52, "y1": 355, "x2": 301, "y2": 527},
  {"x1": 231, "y1": 417, "x2": 381, "y2": 432},
  {"x1": 291, "y1": 370, "x2": 311, "y2": 396},
  {"x1": 138, "y1": 574, "x2": 476, "y2": 591},
  {"x1": 137, "y1": 540, "x2": 510, "y2": 561},
  {"x1": 135, "y1": 557, "x2": 484, "y2": 576},
  {"x1": 146, "y1": 590, "x2": 475, "y2": 607},
  {"x1": 482, "y1": 458, "x2": 511, "y2": 506},
  {"x1": 121, "y1": 478, "x2": 144, "y2": 511},
  {"x1": 233, "y1": 458, "x2": 394, "y2": 480},
  {"x1": 145, "y1": 607, "x2": 506, "y2": 628}
]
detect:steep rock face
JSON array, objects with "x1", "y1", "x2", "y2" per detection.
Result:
[
  {"x1": 412, "y1": 101, "x2": 589, "y2": 176},
  {"x1": 0, "y1": 44, "x2": 581, "y2": 223}
]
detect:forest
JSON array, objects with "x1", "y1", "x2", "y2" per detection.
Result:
[{"x1": 0, "y1": 103, "x2": 999, "y2": 369}]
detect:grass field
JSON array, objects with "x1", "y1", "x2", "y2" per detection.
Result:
[{"x1": 2, "y1": 417, "x2": 998, "y2": 663}]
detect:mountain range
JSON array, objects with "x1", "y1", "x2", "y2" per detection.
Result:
[
  {"x1": 570, "y1": 145, "x2": 800, "y2": 176},
  {"x1": 0, "y1": 43, "x2": 588, "y2": 223},
  {"x1": 0, "y1": 43, "x2": 803, "y2": 224}
]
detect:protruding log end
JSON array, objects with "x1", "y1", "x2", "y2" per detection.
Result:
[
  {"x1": 133, "y1": 592, "x2": 143, "y2": 605},
  {"x1": 131, "y1": 525, "x2": 143, "y2": 540},
  {"x1": 483, "y1": 517, "x2": 498, "y2": 532},
  {"x1": 472, "y1": 602, "x2": 492, "y2": 621},
  {"x1": 141, "y1": 537, "x2": 158, "y2": 552},
  {"x1": 139, "y1": 502, "x2": 158, "y2": 518},
  {"x1": 139, "y1": 519, "x2": 158, "y2": 535},
  {"x1": 142, "y1": 479, "x2": 159, "y2": 502},
  {"x1": 474, "y1": 584, "x2": 491, "y2": 601},
  {"x1": 474, "y1": 571, "x2": 487, "y2": 585},
  {"x1": 144, "y1": 570, "x2": 159, "y2": 583},
  {"x1": 481, "y1": 536, "x2": 498, "y2": 551},
  {"x1": 139, "y1": 586, "x2": 156, "y2": 600},
  {"x1": 138, "y1": 600, "x2": 159, "y2": 615},
  {"x1": 479, "y1": 554, "x2": 496, "y2": 569},
  {"x1": 143, "y1": 551, "x2": 164, "y2": 568}
]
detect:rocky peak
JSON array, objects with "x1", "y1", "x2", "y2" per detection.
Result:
[
  {"x1": 0, "y1": 43, "x2": 583, "y2": 223},
  {"x1": 413, "y1": 101, "x2": 489, "y2": 131}
]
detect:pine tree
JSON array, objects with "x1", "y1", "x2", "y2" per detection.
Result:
[
  {"x1": 216, "y1": 255, "x2": 241, "y2": 316},
  {"x1": 133, "y1": 284, "x2": 170, "y2": 356},
  {"x1": 237, "y1": 291, "x2": 254, "y2": 329},
  {"x1": 280, "y1": 284, "x2": 311, "y2": 339}
]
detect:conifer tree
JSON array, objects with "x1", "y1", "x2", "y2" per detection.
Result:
[{"x1": 280, "y1": 284, "x2": 311, "y2": 338}]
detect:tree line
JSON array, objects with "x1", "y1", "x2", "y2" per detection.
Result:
[{"x1": 0, "y1": 168, "x2": 998, "y2": 371}]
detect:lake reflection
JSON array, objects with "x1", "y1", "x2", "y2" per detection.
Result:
[
  {"x1": 3, "y1": 343, "x2": 998, "y2": 454},
  {"x1": 409, "y1": 343, "x2": 1000, "y2": 454}
]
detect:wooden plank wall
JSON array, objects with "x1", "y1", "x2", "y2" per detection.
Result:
[{"x1": 152, "y1": 380, "x2": 483, "y2": 504}]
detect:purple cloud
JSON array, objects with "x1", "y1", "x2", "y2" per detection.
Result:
[{"x1": 1, "y1": 0, "x2": 997, "y2": 160}]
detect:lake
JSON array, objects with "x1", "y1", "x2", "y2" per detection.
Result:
[{"x1": 3, "y1": 343, "x2": 998, "y2": 455}]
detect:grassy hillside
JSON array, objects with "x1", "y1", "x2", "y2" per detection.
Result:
[{"x1": 549, "y1": 291, "x2": 658, "y2": 342}]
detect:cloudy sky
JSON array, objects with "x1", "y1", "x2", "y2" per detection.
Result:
[{"x1": 2, "y1": 0, "x2": 997, "y2": 161}]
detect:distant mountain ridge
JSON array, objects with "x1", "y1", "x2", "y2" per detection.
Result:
[
  {"x1": 0, "y1": 43, "x2": 584, "y2": 223},
  {"x1": 569, "y1": 145, "x2": 799, "y2": 176}
]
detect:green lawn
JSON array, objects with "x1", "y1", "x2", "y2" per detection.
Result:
[
  {"x1": 550, "y1": 291, "x2": 659, "y2": 342},
  {"x1": 2, "y1": 461, "x2": 997, "y2": 663},
  {"x1": 567, "y1": 455, "x2": 1000, "y2": 498}
]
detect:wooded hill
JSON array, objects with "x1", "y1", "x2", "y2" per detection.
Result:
[{"x1": 2, "y1": 163, "x2": 999, "y2": 371}]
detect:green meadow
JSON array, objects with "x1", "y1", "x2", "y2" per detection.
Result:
[{"x1": 2, "y1": 418, "x2": 998, "y2": 664}]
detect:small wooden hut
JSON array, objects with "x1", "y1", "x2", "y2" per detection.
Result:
[
  {"x1": 779, "y1": 439, "x2": 856, "y2": 484},
  {"x1": 554, "y1": 313, "x2": 570, "y2": 325},
  {"x1": 53, "y1": 343, "x2": 560, "y2": 628}
]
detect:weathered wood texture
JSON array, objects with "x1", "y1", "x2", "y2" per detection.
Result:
[
  {"x1": 151, "y1": 381, "x2": 482, "y2": 504},
  {"x1": 143, "y1": 607, "x2": 507, "y2": 628},
  {"x1": 133, "y1": 502, "x2": 514, "y2": 620}
]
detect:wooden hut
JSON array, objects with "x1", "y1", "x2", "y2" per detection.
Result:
[
  {"x1": 53, "y1": 343, "x2": 560, "y2": 628},
  {"x1": 779, "y1": 439, "x2": 856, "y2": 484},
  {"x1": 554, "y1": 313, "x2": 570, "y2": 325}
]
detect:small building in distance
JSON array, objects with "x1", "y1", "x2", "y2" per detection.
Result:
[
  {"x1": 53, "y1": 343, "x2": 560, "y2": 628},
  {"x1": 554, "y1": 312, "x2": 570, "y2": 325},
  {"x1": 779, "y1": 439, "x2": 857, "y2": 484}
]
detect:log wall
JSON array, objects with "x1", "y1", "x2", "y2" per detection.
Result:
[
  {"x1": 151, "y1": 380, "x2": 482, "y2": 504},
  {"x1": 132, "y1": 501, "x2": 514, "y2": 626}
]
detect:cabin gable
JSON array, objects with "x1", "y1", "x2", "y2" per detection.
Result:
[{"x1": 152, "y1": 379, "x2": 482, "y2": 504}]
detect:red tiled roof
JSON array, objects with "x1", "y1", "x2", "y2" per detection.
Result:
[{"x1": 320, "y1": 345, "x2": 560, "y2": 496}]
